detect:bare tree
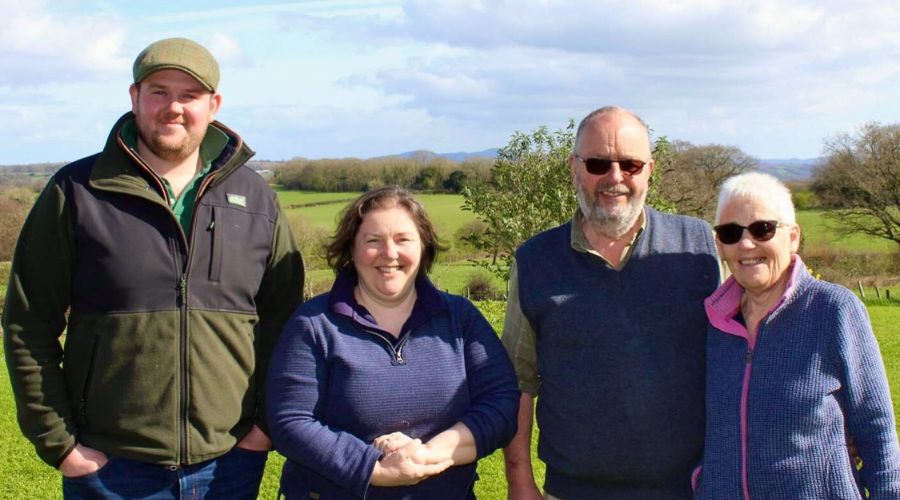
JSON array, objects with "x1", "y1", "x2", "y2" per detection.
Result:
[
  {"x1": 654, "y1": 141, "x2": 757, "y2": 222},
  {"x1": 811, "y1": 122, "x2": 900, "y2": 247}
]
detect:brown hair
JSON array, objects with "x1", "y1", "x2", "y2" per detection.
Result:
[{"x1": 326, "y1": 186, "x2": 446, "y2": 276}]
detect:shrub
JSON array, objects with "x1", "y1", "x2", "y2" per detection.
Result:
[
  {"x1": 454, "y1": 219, "x2": 489, "y2": 251},
  {"x1": 303, "y1": 275, "x2": 334, "y2": 302},
  {"x1": 463, "y1": 271, "x2": 502, "y2": 301},
  {"x1": 0, "y1": 187, "x2": 36, "y2": 261},
  {"x1": 286, "y1": 213, "x2": 330, "y2": 271},
  {"x1": 802, "y1": 248, "x2": 899, "y2": 286}
]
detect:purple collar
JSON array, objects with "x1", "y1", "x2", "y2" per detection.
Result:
[{"x1": 328, "y1": 268, "x2": 447, "y2": 335}]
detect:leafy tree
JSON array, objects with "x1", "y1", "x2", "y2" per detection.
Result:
[
  {"x1": 412, "y1": 165, "x2": 444, "y2": 191},
  {"x1": 462, "y1": 124, "x2": 683, "y2": 281},
  {"x1": 648, "y1": 136, "x2": 679, "y2": 214},
  {"x1": 461, "y1": 122, "x2": 576, "y2": 280},
  {"x1": 442, "y1": 170, "x2": 468, "y2": 193},
  {"x1": 811, "y1": 122, "x2": 900, "y2": 247}
]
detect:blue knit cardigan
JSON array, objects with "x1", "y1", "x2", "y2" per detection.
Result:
[
  {"x1": 267, "y1": 271, "x2": 519, "y2": 499},
  {"x1": 697, "y1": 257, "x2": 900, "y2": 499}
]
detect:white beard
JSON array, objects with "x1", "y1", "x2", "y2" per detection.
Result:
[{"x1": 576, "y1": 181, "x2": 645, "y2": 239}]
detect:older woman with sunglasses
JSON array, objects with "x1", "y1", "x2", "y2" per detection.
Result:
[{"x1": 694, "y1": 172, "x2": 900, "y2": 498}]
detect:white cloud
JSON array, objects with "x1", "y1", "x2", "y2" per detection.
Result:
[
  {"x1": 2, "y1": 0, "x2": 898, "y2": 162},
  {"x1": 207, "y1": 32, "x2": 249, "y2": 66},
  {"x1": 316, "y1": 0, "x2": 896, "y2": 158},
  {"x1": 0, "y1": 1, "x2": 129, "y2": 85}
]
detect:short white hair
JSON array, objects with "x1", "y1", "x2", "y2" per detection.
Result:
[{"x1": 715, "y1": 171, "x2": 796, "y2": 225}]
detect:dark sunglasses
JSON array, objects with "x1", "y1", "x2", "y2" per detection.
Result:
[
  {"x1": 574, "y1": 155, "x2": 647, "y2": 176},
  {"x1": 713, "y1": 220, "x2": 780, "y2": 245}
]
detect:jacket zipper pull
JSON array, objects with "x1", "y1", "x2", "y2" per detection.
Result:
[
  {"x1": 745, "y1": 347, "x2": 753, "y2": 364},
  {"x1": 177, "y1": 274, "x2": 187, "y2": 306},
  {"x1": 207, "y1": 220, "x2": 215, "y2": 231},
  {"x1": 395, "y1": 330, "x2": 411, "y2": 364}
]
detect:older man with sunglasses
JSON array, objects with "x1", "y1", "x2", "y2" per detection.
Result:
[{"x1": 502, "y1": 106, "x2": 721, "y2": 499}]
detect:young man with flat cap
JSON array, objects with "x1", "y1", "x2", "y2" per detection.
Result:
[{"x1": 3, "y1": 37, "x2": 303, "y2": 498}]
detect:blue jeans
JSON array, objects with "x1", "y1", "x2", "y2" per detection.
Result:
[{"x1": 62, "y1": 447, "x2": 268, "y2": 499}]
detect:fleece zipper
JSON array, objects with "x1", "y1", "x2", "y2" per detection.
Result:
[
  {"x1": 174, "y1": 170, "x2": 221, "y2": 463},
  {"x1": 118, "y1": 140, "x2": 224, "y2": 464},
  {"x1": 367, "y1": 329, "x2": 413, "y2": 365},
  {"x1": 739, "y1": 335, "x2": 756, "y2": 500}
]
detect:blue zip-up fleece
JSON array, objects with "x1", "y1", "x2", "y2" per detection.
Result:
[
  {"x1": 267, "y1": 270, "x2": 520, "y2": 499},
  {"x1": 698, "y1": 259, "x2": 900, "y2": 499}
]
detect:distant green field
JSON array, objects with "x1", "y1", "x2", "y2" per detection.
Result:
[
  {"x1": 306, "y1": 262, "x2": 505, "y2": 299},
  {"x1": 798, "y1": 210, "x2": 896, "y2": 254},
  {"x1": 273, "y1": 188, "x2": 358, "y2": 207},
  {"x1": 278, "y1": 191, "x2": 476, "y2": 242},
  {"x1": 279, "y1": 192, "x2": 895, "y2": 256}
]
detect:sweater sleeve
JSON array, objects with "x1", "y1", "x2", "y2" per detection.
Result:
[
  {"x1": 267, "y1": 312, "x2": 382, "y2": 499},
  {"x1": 833, "y1": 295, "x2": 900, "y2": 497},
  {"x1": 253, "y1": 198, "x2": 304, "y2": 434},
  {"x1": 2, "y1": 178, "x2": 76, "y2": 466},
  {"x1": 456, "y1": 298, "x2": 520, "y2": 458}
]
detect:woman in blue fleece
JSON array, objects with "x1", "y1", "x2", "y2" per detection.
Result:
[
  {"x1": 696, "y1": 172, "x2": 900, "y2": 498},
  {"x1": 267, "y1": 186, "x2": 519, "y2": 499}
]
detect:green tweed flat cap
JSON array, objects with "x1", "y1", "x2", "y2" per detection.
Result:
[{"x1": 133, "y1": 38, "x2": 220, "y2": 92}]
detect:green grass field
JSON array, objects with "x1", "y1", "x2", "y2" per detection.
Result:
[
  {"x1": 278, "y1": 191, "x2": 895, "y2": 258},
  {"x1": 797, "y1": 210, "x2": 897, "y2": 254},
  {"x1": 307, "y1": 262, "x2": 504, "y2": 298},
  {"x1": 279, "y1": 191, "x2": 477, "y2": 242}
]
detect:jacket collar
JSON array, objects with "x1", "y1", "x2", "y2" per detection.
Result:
[
  {"x1": 88, "y1": 112, "x2": 254, "y2": 199},
  {"x1": 705, "y1": 254, "x2": 808, "y2": 340},
  {"x1": 328, "y1": 268, "x2": 447, "y2": 333}
]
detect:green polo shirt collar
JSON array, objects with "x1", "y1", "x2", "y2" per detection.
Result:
[
  {"x1": 571, "y1": 207, "x2": 647, "y2": 269},
  {"x1": 120, "y1": 120, "x2": 229, "y2": 234}
]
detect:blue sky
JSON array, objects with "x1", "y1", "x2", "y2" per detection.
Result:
[{"x1": 1, "y1": 0, "x2": 898, "y2": 163}]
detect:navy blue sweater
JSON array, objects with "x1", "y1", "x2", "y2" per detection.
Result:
[
  {"x1": 699, "y1": 259, "x2": 900, "y2": 499},
  {"x1": 516, "y1": 208, "x2": 720, "y2": 499},
  {"x1": 267, "y1": 271, "x2": 519, "y2": 499}
]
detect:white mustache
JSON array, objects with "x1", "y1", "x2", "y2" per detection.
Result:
[{"x1": 597, "y1": 184, "x2": 631, "y2": 196}]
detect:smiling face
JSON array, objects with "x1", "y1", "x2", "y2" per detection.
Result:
[
  {"x1": 129, "y1": 69, "x2": 221, "y2": 163},
  {"x1": 571, "y1": 110, "x2": 653, "y2": 238},
  {"x1": 352, "y1": 205, "x2": 423, "y2": 307},
  {"x1": 717, "y1": 195, "x2": 800, "y2": 298}
]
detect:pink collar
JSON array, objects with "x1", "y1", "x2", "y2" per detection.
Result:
[{"x1": 704, "y1": 254, "x2": 804, "y2": 341}]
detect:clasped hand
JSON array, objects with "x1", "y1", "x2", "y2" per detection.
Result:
[{"x1": 370, "y1": 432, "x2": 453, "y2": 487}]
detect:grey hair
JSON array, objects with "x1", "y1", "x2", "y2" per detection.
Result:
[
  {"x1": 715, "y1": 171, "x2": 796, "y2": 225},
  {"x1": 573, "y1": 106, "x2": 651, "y2": 153}
]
